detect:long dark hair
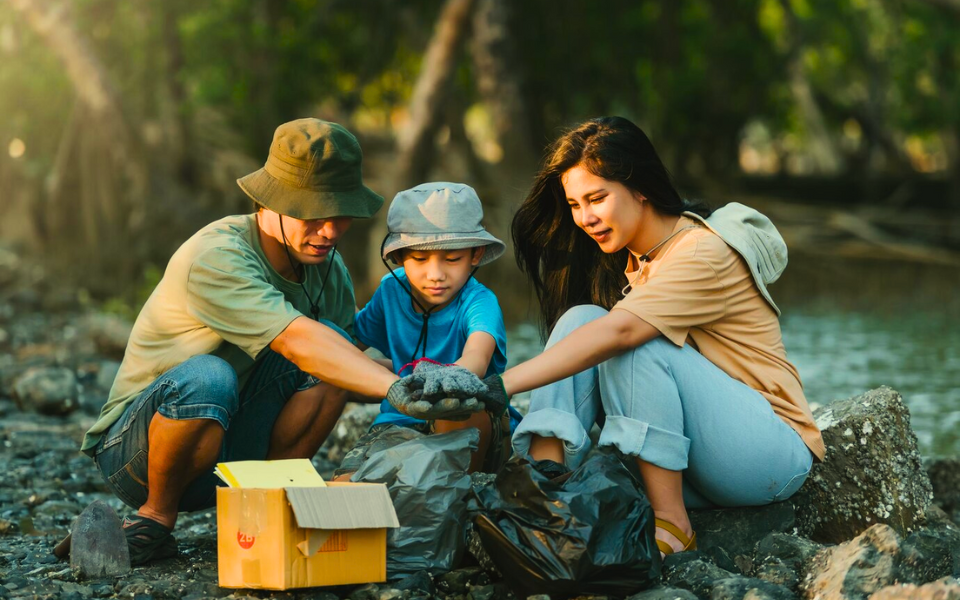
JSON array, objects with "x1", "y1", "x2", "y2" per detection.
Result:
[{"x1": 512, "y1": 116, "x2": 712, "y2": 339}]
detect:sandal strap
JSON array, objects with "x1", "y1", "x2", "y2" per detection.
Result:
[
  {"x1": 122, "y1": 515, "x2": 176, "y2": 565},
  {"x1": 655, "y1": 517, "x2": 697, "y2": 551}
]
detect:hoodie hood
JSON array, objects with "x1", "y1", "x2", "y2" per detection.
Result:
[{"x1": 683, "y1": 203, "x2": 787, "y2": 316}]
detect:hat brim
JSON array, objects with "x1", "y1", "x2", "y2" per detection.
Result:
[
  {"x1": 683, "y1": 211, "x2": 782, "y2": 316},
  {"x1": 238, "y1": 168, "x2": 384, "y2": 220},
  {"x1": 383, "y1": 232, "x2": 506, "y2": 267}
]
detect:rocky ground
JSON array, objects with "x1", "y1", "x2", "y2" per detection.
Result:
[{"x1": 1, "y1": 255, "x2": 959, "y2": 600}]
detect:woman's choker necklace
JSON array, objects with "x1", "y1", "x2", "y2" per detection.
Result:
[{"x1": 621, "y1": 225, "x2": 697, "y2": 296}]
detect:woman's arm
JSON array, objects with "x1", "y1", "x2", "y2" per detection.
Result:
[
  {"x1": 454, "y1": 331, "x2": 497, "y2": 376},
  {"x1": 501, "y1": 309, "x2": 660, "y2": 396}
]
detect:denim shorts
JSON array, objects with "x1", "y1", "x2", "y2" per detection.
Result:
[{"x1": 92, "y1": 349, "x2": 321, "y2": 512}]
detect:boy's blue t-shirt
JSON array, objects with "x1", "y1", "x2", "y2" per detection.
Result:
[{"x1": 355, "y1": 270, "x2": 515, "y2": 428}]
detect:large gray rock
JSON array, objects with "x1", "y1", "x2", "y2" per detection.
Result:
[
  {"x1": 82, "y1": 313, "x2": 133, "y2": 360},
  {"x1": 800, "y1": 521, "x2": 960, "y2": 600},
  {"x1": 927, "y1": 458, "x2": 960, "y2": 526},
  {"x1": 800, "y1": 523, "x2": 902, "y2": 600},
  {"x1": 793, "y1": 387, "x2": 933, "y2": 544},
  {"x1": 12, "y1": 367, "x2": 79, "y2": 415},
  {"x1": 323, "y1": 403, "x2": 380, "y2": 464},
  {"x1": 690, "y1": 501, "x2": 798, "y2": 573}
]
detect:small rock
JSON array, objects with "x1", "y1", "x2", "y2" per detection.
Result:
[
  {"x1": 95, "y1": 361, "x2": 121, "y2": 392},
  {"x1": 794, "y1": 387, "x2": 933, "y2": 544},
  {"x1": 710, "y1": 576, "x2": 794, "y2": 600},
  {"x1": 82, "y1": 314, "x2": 132, "y2": 359},
  {"x1": 12, "y1": 367, "x2": 79, "y2": 416},
  {"x1": 350, "y1": 583, "x2": 381, "y2": 600},
  {"x1": 800, "y1": 523, "x2": 901, "y2": 599},
  {"x1": 690, "y1": 502, "x2": 797, "y2": 573},
  {"x1": 439, "y1": 567, "x2": 488, "y2": 594},
  {"x1": 869, "y1": 577, "x2": 960, "y2": 600},
  {"x1": 751, "y1": 533, "x2": 822, "y2": 591},
  {"x1": 69, "y1": 500, "x2": 131, "y2": 577},
  {"x1": 662, "y1": 556, "x2": 736, "y2": 598},
  {"x1": 625, "y1": 587, "x2": 698, "y2": 600},
  {"x1": 394, "y1": 571, "x2": 435, "y2": 596},
  {"x1": 897, "y1": 527, "x2": 960, "y2": 584}
]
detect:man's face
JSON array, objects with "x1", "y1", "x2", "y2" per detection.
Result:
[
  {"x1": 398, "y1": 247, "x2": 484, "y2": 311},
  {"x1": 264, "y1": 209, "x2": 353, "y2": 266}
]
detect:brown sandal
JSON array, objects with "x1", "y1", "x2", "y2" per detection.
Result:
[{"x1": 655, "y1": 517, "x2": 697, "y2": 556}]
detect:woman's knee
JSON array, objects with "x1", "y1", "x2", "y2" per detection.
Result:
[{"x1": 549, "y1": 305, "x2": 609, "y2": 342}]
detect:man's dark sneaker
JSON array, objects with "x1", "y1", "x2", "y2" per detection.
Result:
[{"x1": 122, "y1": 514, "x2": 178, "y2": 565}]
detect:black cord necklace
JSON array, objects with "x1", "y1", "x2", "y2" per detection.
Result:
[
  {"x1": 379, "y1": 236, "x2": 478, "y2": 362},
  {"x1": 278, "y1": 215, "x2": 337, "y2": 321}
]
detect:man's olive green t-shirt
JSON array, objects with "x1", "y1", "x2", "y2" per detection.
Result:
[{"x1": 81, "y1": 214, "x2": 356, "y2": 455}]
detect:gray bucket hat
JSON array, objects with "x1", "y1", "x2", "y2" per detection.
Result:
[
  {"x1": 381, "y1": 182, "x2": 505, "y2": 267},
  {"x1": 683, "y1": 202, "x2": 787, "y2": 316},
  {"x1": 237, "y1": 118, "x2": 383, "y2": 220}
]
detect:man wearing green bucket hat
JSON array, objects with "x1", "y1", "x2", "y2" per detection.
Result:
[{"x1": 77, "y1": 119, "x2": 411, "y2": 565}]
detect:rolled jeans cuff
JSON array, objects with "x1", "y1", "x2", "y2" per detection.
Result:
[
  {"x1": 512, "y1": 408, "x2": 590, "y2": 459},
  {"x1": 157, "y1": 401, "x2": 231, "y2": 432},
  {"x1": 598, "y1": 415, "x2": 690, "y2": 471}
]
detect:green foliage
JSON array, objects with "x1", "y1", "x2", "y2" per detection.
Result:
[{"x1": 100, "y1": 264, "x2": 163, "y2": 321}]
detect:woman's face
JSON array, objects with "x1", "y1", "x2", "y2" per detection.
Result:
[{"x1": 561, "y1": 164, "x2": 644, "y2": 253}]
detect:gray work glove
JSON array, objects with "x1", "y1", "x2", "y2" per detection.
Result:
[{"x1": 385, "y1": 361, "x2": 486, "y2": 421}]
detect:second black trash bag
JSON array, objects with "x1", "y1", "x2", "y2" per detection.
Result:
[
  {"x1": 470, "y1": 451, "x2": 661, "y2": 598},
  {"x1": 353, "y1": 427, "x2": 478, "y2": 579}
]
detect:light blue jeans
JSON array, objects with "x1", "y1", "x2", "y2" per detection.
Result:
[{"x1": 512, "y1": 305, "x2": 813, "y2": 509}]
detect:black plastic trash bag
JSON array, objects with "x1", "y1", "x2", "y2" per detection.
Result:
[
  {"x1": 353, "y1": 427, "x2": 478, "y2": 578},
  {"x1": 470, "y1": 451, "x2": 661, "y2": 598}
]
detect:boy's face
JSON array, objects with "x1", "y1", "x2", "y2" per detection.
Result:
[{"x1": 398, "y1": 247, "x2": 485, "y2": 311}]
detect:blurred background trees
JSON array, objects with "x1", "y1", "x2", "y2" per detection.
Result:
[{"x1": 1, "y1": 0, "x2": 959, "y2": 301}]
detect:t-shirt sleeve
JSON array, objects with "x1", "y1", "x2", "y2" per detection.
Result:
[
  {"x1": 354, "y1": 285, "x2": 389, "y2": 355},
  {"x1": 462, "y1": 288, "x2": 508, "y2": 373},
  {"x1": 612, "y1": 237, "x2": 727, "y2": 346},
  {"x1": 186, "y1": 246, "x2": 303, "y2": 360}
]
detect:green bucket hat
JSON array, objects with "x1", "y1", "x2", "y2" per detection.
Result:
[{"x1": 237, "y1": 118, "x2": 384, "y2": 220}]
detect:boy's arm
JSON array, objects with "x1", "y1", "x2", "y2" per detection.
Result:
[{"x1": 453, "y1": 331, "x2": 497, "y2": 377}]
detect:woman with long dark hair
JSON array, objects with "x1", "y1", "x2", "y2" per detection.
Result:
[{"x1": 458, "y1": 116, "x2": 822, "y2": 557}]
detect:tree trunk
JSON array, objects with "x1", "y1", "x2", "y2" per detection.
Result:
[
  {"x1": 8, "y1": 0, "x2": 148, "y2": 282},
  {"x1": 367, "y1": 0, "x2": 477, "y2": 288},
  {"x1": 778, "y1": 0, "x2": 844, "y2": 174}
]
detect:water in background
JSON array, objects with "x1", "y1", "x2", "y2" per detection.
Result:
[{"x1": 501, "y1": 255, "x2": 960, "y2": 458}]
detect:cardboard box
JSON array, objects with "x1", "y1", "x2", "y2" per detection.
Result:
[{"x1": 217, "y1": 482, "x2": 400, "y2": 590}]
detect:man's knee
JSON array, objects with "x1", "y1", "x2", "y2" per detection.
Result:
[{"x1": 157, "y1": 355, "x2": 240, "y2": 427}]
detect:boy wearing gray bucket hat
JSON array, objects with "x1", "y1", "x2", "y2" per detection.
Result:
[
  {"x1": 335, "y1": 182, "x2": 522, "y2": 477},
  {"x1": 78, "y1": 118, "x2": 410, "y2": 565}
]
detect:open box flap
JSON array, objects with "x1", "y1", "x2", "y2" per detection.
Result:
[{"x1": 285, "y1": 485, "x2": 399, "y2": 530}]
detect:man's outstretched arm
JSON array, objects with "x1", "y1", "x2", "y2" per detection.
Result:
[{"x1": 270, "y1": 316, "x2": 398, "y2": 398}]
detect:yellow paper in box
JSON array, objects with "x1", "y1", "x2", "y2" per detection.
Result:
[{"x1": 214, "y1": 458, "x2": 326, "y2": 488}]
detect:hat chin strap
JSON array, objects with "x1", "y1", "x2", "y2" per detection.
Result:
[
  {"x1": 279, "y1": 215, "x2": 337, "y2": 321},
  {"x1": 379, "y1": 236, "x2": 478, "y2": 364}
]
